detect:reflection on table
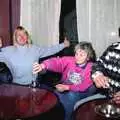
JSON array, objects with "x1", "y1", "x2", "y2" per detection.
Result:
[
  {"x1": 73, "y1": 99, "x2": 120, "y2": 120},
  {"x1": 0, "y1": 83, "x2": 58, "y2": 119}
]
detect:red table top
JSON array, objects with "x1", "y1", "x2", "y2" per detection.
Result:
[{"x1": 0, "y1": 84, "x2": 57, "y2": 119}]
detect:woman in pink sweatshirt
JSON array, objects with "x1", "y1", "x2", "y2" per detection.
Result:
[{"x1": 33, "y1": 41, "x2": 97, "y2": 120}]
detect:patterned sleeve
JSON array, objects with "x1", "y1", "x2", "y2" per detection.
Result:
[{"x1": 91, "y1": 43, "x2": 118, "y2": 77}]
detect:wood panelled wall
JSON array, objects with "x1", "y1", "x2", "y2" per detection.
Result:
[{"x1": 0, "y1": 0, "x2": 20, "y2": 46}]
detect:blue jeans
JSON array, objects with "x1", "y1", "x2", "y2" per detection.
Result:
[{"x1": 55, "y1": 85, "x2": 97, "y2": 120}]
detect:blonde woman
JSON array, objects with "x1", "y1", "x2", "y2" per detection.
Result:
[{"x1": 0, "y1": 26, "x2": 70, "y2": 85}]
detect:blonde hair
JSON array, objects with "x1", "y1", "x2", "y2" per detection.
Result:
[
  {"x1": 13, "y1": 26, "x2": 31, "y2": 45},
  {"x1": 74, "y1": 41, "x2": 96, "y2": 62}
]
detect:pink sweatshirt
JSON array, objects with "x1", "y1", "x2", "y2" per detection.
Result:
[{"x1": 43, "y1": 56, "x2": 94, "y2": 92}]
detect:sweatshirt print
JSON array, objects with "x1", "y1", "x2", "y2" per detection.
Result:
[{"x1": 43, "y1": 56, "x2": 93, "y2": 92}]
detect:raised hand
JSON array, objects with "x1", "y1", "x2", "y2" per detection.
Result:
[{"x1": 32, "y1": 62, "x2": 43, "y2": 74}]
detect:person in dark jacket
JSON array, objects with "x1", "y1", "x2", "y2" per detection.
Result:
[{"x1": 0, "y1": 36, "x2": 13, "y2": 83}]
